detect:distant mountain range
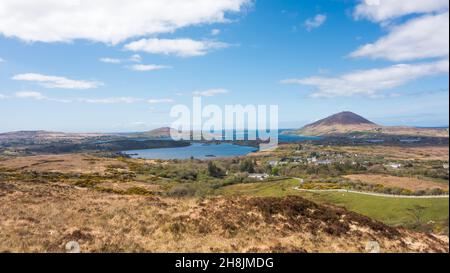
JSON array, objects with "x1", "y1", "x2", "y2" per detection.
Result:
[
  {"x1": 1, "y1": 112, "x2": 449, "y2": 141},
  {"x1": 0, "y1": 127, "x2": 178, "y2": 141},
  {"x1": 0, "y1": 130, "x2": 107, "y2": 142},
  {"x1": 292, "y1": 111, "x2": 449, "y2": 137}
]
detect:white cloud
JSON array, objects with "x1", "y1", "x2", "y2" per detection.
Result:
[
  {"x1": 12, "y1": 93, "x2": 142, "y2": 104},
  {"x1": 0, "y1": 94, "x2": 6, "y2": 99},
  {"x1": 12, "y1": 73, "x2": 103, "y2": 89},
  {"x1": 10, "y1": 92, "x2": 172, "y2": 105},
  {"x1": 0, "y1": 0, "x2": 250, "y2": 44},
  {"x1": 350, "y1": 12, "x2": 449, "y2": 61},
  {"x1": 129, "y1": 64, "x2": 171, "y2": 72},
  {"x1": 354, "y1": 0, "x2": 449, "y2": 22},
  {"x1": 281, "y1": 59, "x2": 449, "y2": 98},
  {"x1": 304, "y1": 14, "x2": 327, "y2": 31},
  {"x1": 124, "y1": 38, "x2": 229, "y2": 57},
  {"x1": 211, "y1": 29, "x2": 221, "y2": 35},
  {"x1": 100, "y1": 54, "x2": 143, "y2": 65},
  {"x1": 129, "y1": 54, "x2": 142, "y2": 63},
  {"x1": 77, "y1": 97, "x2": 141, "y2": 104},
  {"x1": 148, "y1": 99, "x2": 174, "y2": 104},
  {"x1": 193, "y1": 88, "x2": 229, "y2": 97},
  {"x1": 11, "y1": 92, "x2": 174, "y2": 105},
  {"x1": 15, "y1": 91, "x2": 47, "y2": 100},
  {"x1": 99, "y1": 58, "x2": 122, "y2": 64},
  {"x1": 0, "y1": 58, "x2": 5, "y2": 62},
  {"x1": 14, "y1": 91, "x2": 72, "y2": 103}
]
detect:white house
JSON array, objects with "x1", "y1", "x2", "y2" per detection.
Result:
[
  {"x1": 307, "y1": 157, "x2": 318, "y2": 164},
  {"x1": 387, "y1": 163, "x2": 402, "y2": 169},
  {"x1": 268, "y1": 160, "x2": 279, "y2": 167},
  {"x1": 248, "y1": 173, "x2": 269, "y2": 181},
  {"x1": 317, "y1": 159, "x2": 332, "y2": 165}
]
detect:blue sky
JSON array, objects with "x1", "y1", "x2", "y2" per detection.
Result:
[{"x1": 0, "y1": 0, "x2": 449, "y2": 132}]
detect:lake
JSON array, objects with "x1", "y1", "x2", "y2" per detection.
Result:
[
  {"x1": 122, "y1": 131, "x2": 320, "y2": 160},
  {"x1": 123, "y1": 142, "x2": 258, "y2": 160}
]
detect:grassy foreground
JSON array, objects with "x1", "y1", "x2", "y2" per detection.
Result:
[{"x1": 218, "y1": 179, "x2": 449, "y2": 233}]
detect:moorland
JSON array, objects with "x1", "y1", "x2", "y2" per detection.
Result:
[{"x1": 0, "y1": 112, "x2": 448, "y2": 253}]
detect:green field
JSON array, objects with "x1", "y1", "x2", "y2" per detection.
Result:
[{"x1": 217, "y1": 179, "x2": 449, "y2": 232}]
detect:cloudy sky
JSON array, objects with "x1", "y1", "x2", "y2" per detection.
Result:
[{"x1": 0, "y1": 0, "x2": 448, "y2": 132}]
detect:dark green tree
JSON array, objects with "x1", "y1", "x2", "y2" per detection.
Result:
[
  {"x1": 239, "y1": 159, "x2": 255, "y2": 173},
  {"x1": 207, "y1": 161, "x2": 224, "y2": 178}
]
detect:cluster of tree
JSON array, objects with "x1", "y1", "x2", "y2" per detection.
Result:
[
  {"x1": 207, "y1": 162, "x2": 225, "y2": 178},
  {"x1": 239, "y1": 159, "x2": 255, "y2": 173},
  {"x1": 123, "y1": 157, "x2": 266, "y2": 183}
]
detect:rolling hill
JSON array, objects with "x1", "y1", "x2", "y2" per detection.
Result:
[
  {"x1": 292, "y1": 111, "x2": 449, "y2": 137},
  {"x1": 0, "y1": 130, "x2": 107, "y2": 142},
  {"x1": 126, "y1": 127, "x2": 176, "y2": 139}
]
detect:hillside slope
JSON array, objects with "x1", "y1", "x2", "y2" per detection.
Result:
[
  {"x1": 0, "y1": 179, "x2": 447, "y2": 253},
  {"x1": 127, "y1": 127, "x2": 176, "y2": 139},
  {"x1": 293, "y1": 112, "x2": 448, "y2": 137}
]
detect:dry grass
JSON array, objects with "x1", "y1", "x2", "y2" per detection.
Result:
[
  {"x1": 345, "y1": 174, "x2": 449, "y2": 191},
  {"x1": 381, "y1": 127, "x2": 449, "y2": 138},
  {"x1": 327, "y1": 146, "x2": 449, "y2": 161},
  {"x1": 250, "y1": 144, "x2": 449, "y2": 161},
  {"x1": 0, "y1": 154, "x2": 128, "y2": 174},
  {"x1": 344, "y1": 174, "x2": 448, "y2": 191},
  {"x1": 95, "y1": 181, "x2": 162, "y2": 193},
  {"x1": 297, "y1": 124, "x2": 448, "y2": 137},
  {"x1": 0, "y1": 179, "x2": 448, "y2": 253},
  {"x1": 0, "y1": 153, "x2": 448, "y2": 253}
]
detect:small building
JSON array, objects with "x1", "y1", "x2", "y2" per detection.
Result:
[
  {"x1": 316, "y1": 159, "x2": 332, "y2": 165},
  {"x1": 268, "y1": 160, "x2": 279, "y2": 167},
  {"x1": 307, "y1": 157, "x2": 318, "y2": 164},
  {"x1": 291, "y1": 157, "x2": 303, "y2": 162},
  {"x1": 248, "y1": 173, "x2": 269, "y2": 181},
  {"x1": 387, "y1": 163, "x2": 402, "y2": 169}
]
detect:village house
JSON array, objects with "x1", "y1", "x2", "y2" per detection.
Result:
[
  {"x1": 387, "y1": 163, "x2": 402, "y2": 169},
  {"x1": 316, "y1": 159, "x2": 332, "y2": 165},
  {"x1": 307, "y1": 157, "x2": 318, "y2": 164},
  {"x1": 248, "y1": 173, "x2": 269, "y2": 181},
  {"x1": 268, "y1": 160, "x2": 279, "y2": 167}
]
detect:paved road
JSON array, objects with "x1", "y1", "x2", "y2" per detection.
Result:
[{"x1": 293, "y1": 187, "x2": 449, "y2": 199}]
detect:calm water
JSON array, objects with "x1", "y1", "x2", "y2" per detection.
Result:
[
  {"x1": 123, "y1": 143, "x2": 258, "y2": 160},
  {"x1": 122, "y1": 131, "x2": 319, "y2": 160}
]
